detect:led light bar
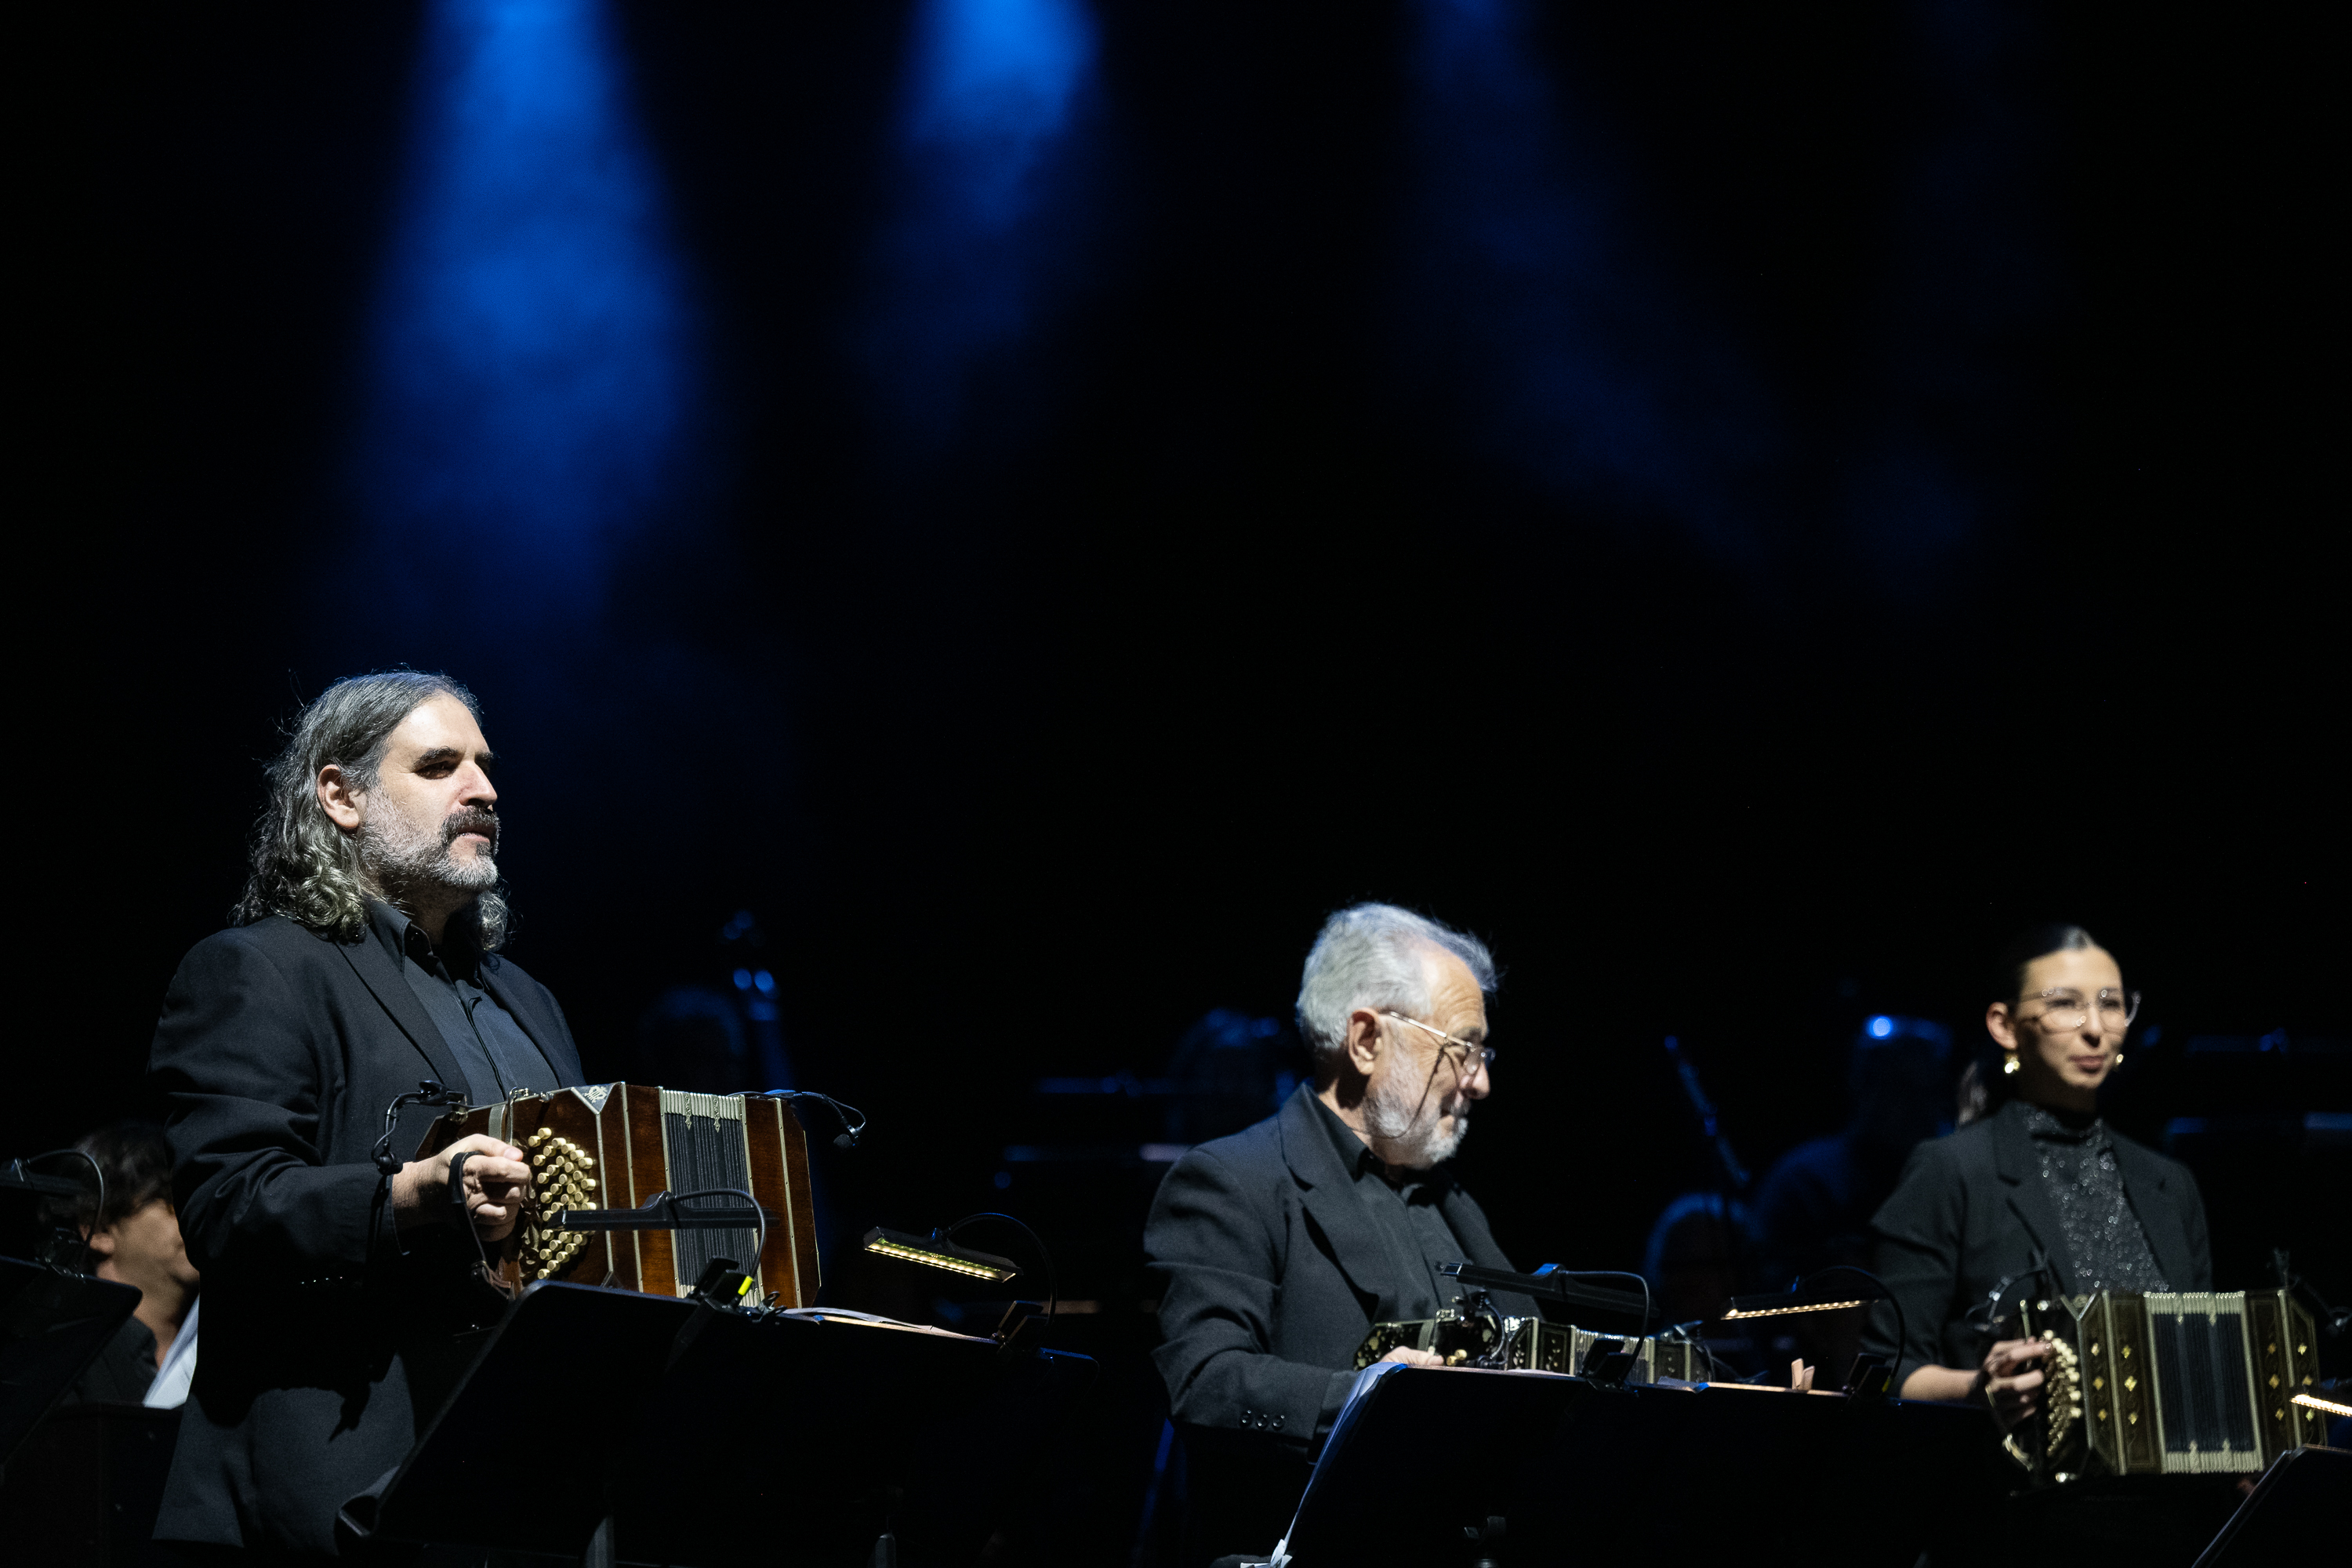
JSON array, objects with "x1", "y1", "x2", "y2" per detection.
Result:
[
  {"x1": 1722, "y1": 1297, "x2": 1869, "y2": 1320},
  {"x1": 2291, "y1": 1391, "x2": 2352, "y2": 1419},
  {"x1": 862, "y1": 1225, "x2": 1019, "y2": 1283}
]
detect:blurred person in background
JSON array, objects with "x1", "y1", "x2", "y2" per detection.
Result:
[
  {"x1": 1639, "y1": 1191, "x2": 1755, "y2": 1329},
  {"x1": 1753, "y1": 1015, "x2": 1953, "y2": 1381},
  {"x1": 41, "y1": 1122, "x2": 202, "y2": 1407}
]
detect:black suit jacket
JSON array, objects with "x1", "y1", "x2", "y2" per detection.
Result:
[
  {"x1": 1861, "y1": 1097, "x2": 2210, "y2": 1388},
  {"x1": 1146, "y1": 1083, "x2": 1532, "y2": 1423},
  {"x1": 147, "y1": 914, "x2": 583, "y2": 1556}
]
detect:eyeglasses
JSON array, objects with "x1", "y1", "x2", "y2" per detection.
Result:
[
  {"x1": 2021, "y1": 989, "x2": 2142, "y2": 1035},
  {"x1": 1380, "y1": 1011, "x2": 1496, "y2": 1073}
]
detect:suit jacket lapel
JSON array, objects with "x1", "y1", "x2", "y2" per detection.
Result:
[
  {"x1": 1277, "y1": 1087, "x2": 1397, "y2": 1313},
  {"x1": 338, "y1": 935, "x2": 469, "y2": 1098},
  {"x1": 2111, "y1": 1139, "x2": 2193, "y2": 1289},
  {"x1": 1437, "y1": 1185, "x2": 1506, "y2": 1270},
  {"x1": 480, "y1": 959, "x2": 582, "y2": 1086},
  {"x1": 1991, "y1": 1101, "x2": 2075, "y2": 1294}
]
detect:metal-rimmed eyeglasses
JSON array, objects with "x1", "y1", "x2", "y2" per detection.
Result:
[
  {"x1": 1380, "y1": 1011, "x2": 1496, "y2": 1072},
  {"x1": 2021, "y1": 988, "x2": 2142, "y2": 1035}
]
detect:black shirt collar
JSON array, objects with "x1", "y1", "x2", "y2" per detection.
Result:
[
  {"x1": 2016, "y1": 1099, "x2": 2105, "y2": 1145},
  {"x1": 368, "y1": 898, "x2": 483, "y2": 986},
  {"x1": 1307, "y1": 1089, "x2": 1449, "y2": 1191}
]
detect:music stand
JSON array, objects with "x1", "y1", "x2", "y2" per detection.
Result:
[
  {"x1": 347, "y1": 1282, "x2": 1094, "y2": 1566},
  {"x1": 1271, "y1": 1367, "x2": 2004, "y2": 1568},
  {"x1": 1, "y1": 1255, "x2": 143, "y2": 1468},
  {"x1": 1272, "y1": 1365, "x2": 1595, "y2": 1564}
]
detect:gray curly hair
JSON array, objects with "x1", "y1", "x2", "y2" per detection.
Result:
[
  {"x1": 1295, "y1": 903, "x2": 1497, "y2": 1075},
  {"x1": 234, "y1": 670, "x2": 508, "y2": 949}
]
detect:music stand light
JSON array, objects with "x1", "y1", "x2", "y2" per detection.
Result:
[
  {"x1": 1721, "y1": 1294, "x2": 1873, "y2": 1319},
  {"x1": 862, "y1": 1226, "x2": 1020, "y2": 1284},
  {"x1": 1719, "y1": 1267, "x2": 1907, "y2": 1397},
  {"x1": 2291, "y1": 1390, "x2": 2352, "y2": 1419}
]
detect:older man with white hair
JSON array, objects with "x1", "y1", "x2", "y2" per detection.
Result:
[{"x1": 1144, "y1": 902, "x2": 1540, "y2": 1559}]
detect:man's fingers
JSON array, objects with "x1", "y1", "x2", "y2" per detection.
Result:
[{"x1": 464, "y1": 1157, "x2": 532, "y2": 1191}]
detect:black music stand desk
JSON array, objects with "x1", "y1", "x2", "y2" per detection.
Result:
[
  {"x1": 349, "y1": 1282, "x2": 1094, "y2": 1566},
  {"x1": 1272, "y1": 1365, "x2": 2005, "y2": 1568},
  {"x1": 2, "y1": 1255, "x2": 143, "y2": 1468}
]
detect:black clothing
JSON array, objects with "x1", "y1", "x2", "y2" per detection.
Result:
[
  {"x1": 147, "y1": 913, "x2": 583, "y2": 1556},
  {"x1": 63, "y1": 1314, "x2": 158, "y2": 1405},
  {"x1": 2019, "y1": 1105, "x2": 2169, "y2": 1292},
  {"x1": 1308, "y1": 1093, "x2": 1468, "y2": 1324},
  {"x1": 369, "y1": 901, "x2": 557, "y2": 1105},
  {"x1": 1755, "y1": 1133, "x2": 1911, "y2": 1284},
  {"x1": 1862, "y1": 1098, "x2": 2209, "y2": 1388},
  {"x1": 1147, "y1": 1086, "x2": 1534, "y2": 1454},
  {"x1": 1146, "y1": 1086, "x2": 1534, "y2": 1557}
]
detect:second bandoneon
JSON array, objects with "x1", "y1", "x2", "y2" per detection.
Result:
[
  {"x1": 421, "y1": 1084, "x2": 821, "y2": 1305},
  {"x1": 2014, "y1": 1288, "x2": 2326, "y2": 1479}
]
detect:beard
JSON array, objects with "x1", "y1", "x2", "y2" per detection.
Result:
[
  {"x1": 1363, "y1": 1058, "x2": 1471, "y2": 1169},
  {"x1": 359, "y1": 801, "x2": 501, "y2": 902}
]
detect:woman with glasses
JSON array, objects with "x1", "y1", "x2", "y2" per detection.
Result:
[{"x1": 1860, "y1": 924, "x2": 2210, "y2": 1428}]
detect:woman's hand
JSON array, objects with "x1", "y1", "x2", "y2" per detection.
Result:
[
  {"x1": 1970, "y1": 1338, "x2": 2049, "y2": 1432},
  {"x1": 392, "y1": 1134, "x2": 530, "y2": 1240}
]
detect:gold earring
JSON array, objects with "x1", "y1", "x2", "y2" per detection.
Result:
[
  {"x1": 2002, "y1": 1051, "x2": 2020, "y2": 1076},
  {"x1": 2112, "y1": 1051, "x2": 2124, "y2": 1067}
]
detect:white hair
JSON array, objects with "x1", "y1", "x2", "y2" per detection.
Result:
[{"x1": 1294, "y1": 903, "x2": 1497, "y2": 1075}]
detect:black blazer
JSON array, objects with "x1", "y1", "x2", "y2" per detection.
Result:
[
  {"x1": 1145, "y1": 1086, "x2": 1534, "y2": 1449},
  {"x1": 1145, "y1": 1087, "x2": 1534, "y2": 1556},
  {"x1": 147, "y1": 914, "x2": 583, "y2": 1556},
  {"x1": 1861, "y1": 1098, "x2": 2211, "y2": 1388}
]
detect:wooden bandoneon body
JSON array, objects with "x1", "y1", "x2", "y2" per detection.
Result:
[
  {"x1": 2014, "y1": 1289, "x2": 2327, "y2": 1479},
  {"x1": 420, "y1": 1085, "x2": 821, "y2": 1305}
]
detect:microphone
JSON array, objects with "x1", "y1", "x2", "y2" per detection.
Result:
[{"x1": 746, "y1": 1091, "x2": 866, "y2": 1152}]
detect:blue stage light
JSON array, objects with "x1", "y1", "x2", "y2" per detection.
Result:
[
  {"x1": 1867, "y1": 1016, "x2": 1895, "y2": 1039},
  {"x1": 1398, "y1": 0, "x2": 1770, "y2": 560},
  {"x1": 862, "y1": 0, "x2": 1099, "y2": 447},
  {"x1": 733, "y1": 968, "x2": 753, "y2": 992},
  {"x1": 354, "y1": 0, "x2": 699, "y2": 617},
  {"x1": 753, "y1": 970, "x2": 777, "y2": 996}
]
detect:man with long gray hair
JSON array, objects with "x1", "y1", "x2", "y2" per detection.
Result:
[
  {"x1": 1144, "y1": 902, "x2": 1540, "y2": 1559},
  {"x1": 146, "y1": 670, "x2": 583, "y2": 1559}
]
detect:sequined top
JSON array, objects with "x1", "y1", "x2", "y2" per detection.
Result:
[{"x1": 2020, "y1": 1103, "x2": 2169, "y2": 1292}]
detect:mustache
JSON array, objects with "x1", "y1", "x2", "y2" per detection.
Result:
[{"x1": 442, "y1": 808, "x2": 499, "y2": 849}]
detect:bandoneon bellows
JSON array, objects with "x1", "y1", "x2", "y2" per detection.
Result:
[{"x1": 420, "y1": 1085, "x2": 821, "y2": 1305}]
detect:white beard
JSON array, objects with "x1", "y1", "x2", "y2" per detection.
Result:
[{"x1": 1363, "y1": 1060, "x2": 1470, "y2": 1169}]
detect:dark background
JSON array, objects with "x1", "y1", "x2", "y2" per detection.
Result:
[{"x1": 12, "y1": 0, "x2": 2341, "y2": 1552}]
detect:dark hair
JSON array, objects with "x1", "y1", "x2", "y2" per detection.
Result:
[
  {"x1": 1957, "y1": 923, "x2": 2111, "y2": 1126},
  {"x1": 234, "y1": 670, "x2": 508, "y2": 949},
  {"x1": 38, "y1": 1122, "x2": 175, "y2": 1233},
  {"x1": 1990, "y1": 922, "x2": 2102, "y2": 1007}
]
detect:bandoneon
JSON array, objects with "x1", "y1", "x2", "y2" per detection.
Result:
[
  {"x1": 1355, "y1": 1309, "x2": 1705, "y2": 1382},
  {"x1": 420, "y1": 1085, "x2": 821, "y2": 1305},
  {"x1": 2013, "y1": 1289, "x2": 2327, "y2": 1479}
]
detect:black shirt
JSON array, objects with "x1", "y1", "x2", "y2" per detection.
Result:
[
  {"x1": 2021, "y1": 1104, "x2": 2169, "y2": 1292},
  {"x1": 1307, "y1": 1093, "x2": 1472, "y2": 1322},
  {"x1": 367, "y1": 901, "x2": 556, "y2": 1105}
]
